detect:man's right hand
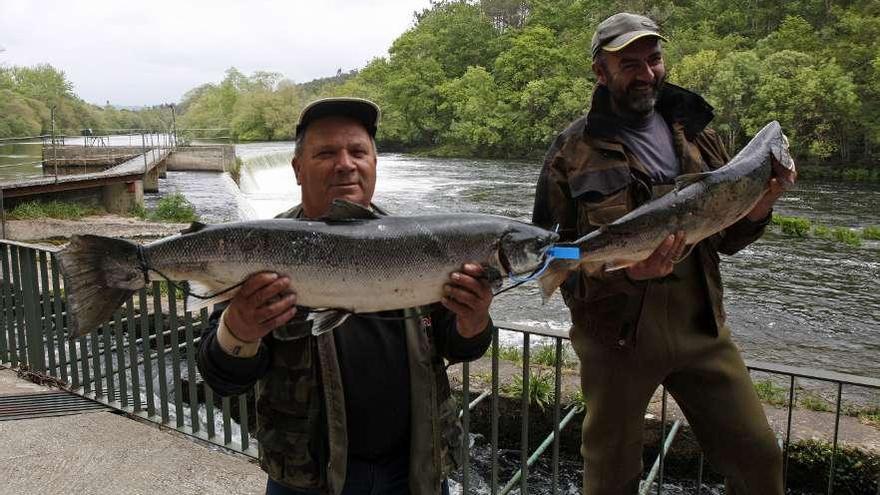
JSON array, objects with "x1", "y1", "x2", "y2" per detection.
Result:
[
  {"x1": 223, "y1": 272, "x2": 299, "y2": 342},
  {"x1": 625, "y1": 231, "x2": 687, "y2": 281}
]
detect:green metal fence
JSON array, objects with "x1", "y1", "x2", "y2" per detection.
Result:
[{"x1": 1, "y1": 239, "x2": 878, "y2": 494}]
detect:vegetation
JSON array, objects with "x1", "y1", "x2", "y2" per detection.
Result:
[
  {"x1": 4, "y1": 0, "x2": 880, "y2": 171},
  {"x1": 532, "y1": 343, "x2": 579, "y2": 369},
  {"x1": 786, "y1": 440, "x2": 880, "y2": 494},
  {"x1": 832, "y1": 227, "x2": 862, "y2": 247},
  {"x1": 753, "y1": 379, "x2": 788, "y2": 407},
  {"x1": 131, "y1": 193, "x2": 199, "y2": 223},
  {"x1": 8, "y1": 200, "x2": 101, "y2": 220},
  {"x1": 770, "y1": 215, "x2": 875, "y2": 245},
  {"x1": 165, "y1": 0, "x2": 880, "y2": 168},
  {"x1": 0, "y1": 64, "x2": 175, "y2": 138},
  {"x1": 501, "y1": 369, "x2": 555, "y2": 410},
  {"x1": 771, "y1": 215, "x2": 811, "y2": 237},
  {"x1": 862, "y1": 226, "x2": 880, "y2": 240}
]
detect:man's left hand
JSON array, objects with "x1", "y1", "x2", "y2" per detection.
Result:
[
  {"x1": 747, "y1": 158, "x2": 797, "y2": 221},
  {"x1": 442, "y1": 263, "x2": 493, "y2": 339}
]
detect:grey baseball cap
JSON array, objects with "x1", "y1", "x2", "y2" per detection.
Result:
[
  {"x1": 295, "y1": 97, "x2": 380, "y2": 138},
  {"x1": 590, "y1": 13, "x2": 668, "y2": 59}
]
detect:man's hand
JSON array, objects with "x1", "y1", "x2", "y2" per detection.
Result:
[
  {"x1": 625, "y1": 231, "x2": 687, "y2": 281},
  {"x1": 442, "y1": 263, "x2": 493, "y2": 338},
  {"x1": 747, "y1": 157, "x2": 798, "y2": 221},
  {"x1": 224, "y1": 272, "x2": 298, "y2": 342}
]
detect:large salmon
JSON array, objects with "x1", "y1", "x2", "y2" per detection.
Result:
[
  {"x1": 58, "y1": 200, "x2": 558, "y2": 337},
  {"x1": 539, "y1": 120, "x2": 796, "y2": 296}
]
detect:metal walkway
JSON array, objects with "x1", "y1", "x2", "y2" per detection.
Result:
[{"x1": 0, "y1": 148, "x2": 169, "y2": 198}]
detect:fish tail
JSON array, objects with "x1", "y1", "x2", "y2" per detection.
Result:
[
  {"x1": 538, "y1": 258, "x2": 579, "y2": 302},
  {"x1": 57, "y1": 235, "x2": 145, "y2": 338}
]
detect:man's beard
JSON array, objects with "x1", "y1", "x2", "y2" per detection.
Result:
[{"x1": 610, "y1": 76, "x2": 664, "y2": 117}]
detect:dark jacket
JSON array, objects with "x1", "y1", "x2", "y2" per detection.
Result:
[
  {"x1": 532, "y1": 83, "x2": 770, "y2": 349},
  {"x1": 197, "y1": 204, "x2": 492, "y2": 495}
]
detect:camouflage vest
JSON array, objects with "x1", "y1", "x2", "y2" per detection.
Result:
[{"x1": 256, "y1": 204, "x2": 461, "y2": 495}]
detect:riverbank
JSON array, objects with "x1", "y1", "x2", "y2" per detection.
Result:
[{"x1": 3, "y1": 214, "x2": 187, "y2": 243}]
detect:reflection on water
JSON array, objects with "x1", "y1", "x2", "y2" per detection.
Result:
[{"x1": 232, "y1": 144, "x2": 880, "y2": 384}]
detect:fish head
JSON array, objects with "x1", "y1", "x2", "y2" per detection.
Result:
[
  {"x1": 771, "y1": 131, "x2": 797, "y2": 189},
  {"x1": 497, "y1": 224, "x2": 559, "y2": 276}
]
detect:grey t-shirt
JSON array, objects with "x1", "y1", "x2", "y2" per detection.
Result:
[{"x1": 618, "y1": 112, "x2": 680, "y2": 183}]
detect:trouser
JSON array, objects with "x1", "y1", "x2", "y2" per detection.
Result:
[
  {"x1": 265, "y1": 454, "x2": 451, "y2": 495},
  {"x1": 571, "y1": 320, "x2": 783, "y2": 495}
]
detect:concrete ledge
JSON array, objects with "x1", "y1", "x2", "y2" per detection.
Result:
[{"x1": 166, "y1": 146, "x2": 234, "y2": 172}]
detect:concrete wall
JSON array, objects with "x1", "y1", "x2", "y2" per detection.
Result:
[
  {"x1": 42, "y1": 145, "x2": 143, "y2": 174},
  {"x1": 102, "y1": 180, "x2": 143, "y2": 214},
  {"x1": 166, "y1": 146, "x2": 235, "y2": 172}
]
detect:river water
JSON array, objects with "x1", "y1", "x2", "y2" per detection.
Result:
[
  {"x1": 3, "y1": 140, "x2": 878, "y2": 380},
  {"x1": 229, "y1": 143, "x2": 880, "y2": 382}
]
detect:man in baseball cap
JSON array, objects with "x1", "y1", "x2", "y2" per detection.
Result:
[
  {"x1": 590, "y1": 12, "x2": 669, "y2": 59},
  {"x1": 532, "y1": 12, "x2": 788, "y2": 495}
]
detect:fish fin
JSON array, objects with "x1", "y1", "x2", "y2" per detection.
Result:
[
  {"x1": 180, "y1": 221, "x2": 208, "y2": 234},
  {"x1": 537, "y1": 259, "x2": 578, "y2": 302},
  {"x1": 309, "y1": 310, "x2": 352, "y2": 336},
  {"x1": 321, "y1": 200, "x2": 380, "y2": 221},
  {"x1": 57, "y1": 235, "x2": 143, "y2": 338},
  {"x1": 580, "y1": 260, "x2": 609, "y2": 276},
  {"x1": 602, "y1": 260, "x2": 635, "y2": 272},
  {"x1": 184, "y1": 280, "x2": 239, "y2": 312},
  {"x1": 674, "y1": 172, "x2": 712, "y2": 191},
  {"x1": 672, "y1": 243, "x2": 696, "y2": 264}
]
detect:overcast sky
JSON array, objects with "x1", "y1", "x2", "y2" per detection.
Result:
[{"x1": 0, "y1": 0, "x2": 433, "y2": 107}]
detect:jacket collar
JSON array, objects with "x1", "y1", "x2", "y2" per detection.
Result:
[{"x1": 584, "y1": 82, "x2": 715, "y2": 141}]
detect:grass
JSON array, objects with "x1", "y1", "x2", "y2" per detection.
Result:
[
  {"x1": 8, "y1": 200, "x2": 101, "y2": 220},
  {"x1": 494, "y1": 345, "x2": 523, "y2": 364},
  {"x1": 771, "y1": 215, "x2": 811, "y2": 237},
  {"x1": 230, "y1": 156, "x2": 243, "y2": 184},
  {"x1": 832, "y1": 227, "x2": 862, "y2": 247},
  {"x1": 863, "y1": 226, "x2": 880, "y2": 240},
  {"x1": 131, "y1": 193, "x2": 199, "y2": 223},
  {"x1": 501, "y1": 370, "x2": 555, "y2": 410},
  {"x1": 858, "y1": 408, "x2": 880, "y2": 427},
  {"x1": 812, "y1": 224, "x2": 832, "y2": 239},
  {"x1": 772, "y1": 214, "x2": 875, "y2": 246},
  {"x1": 799, "y1": 391, "x2": 832, "y2": 412},
  {"x1": 754, "y1": 379, "x2": 789, "y2": 407},
  {"x1": 532, "y1": 343, "x2": 579, "y2": 369}
]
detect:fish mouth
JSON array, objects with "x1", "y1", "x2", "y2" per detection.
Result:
[{"x1": 497, "y1": 249, "x2": 513, "y2": 275}]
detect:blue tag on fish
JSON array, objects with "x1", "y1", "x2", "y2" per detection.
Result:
[{"x1": 547, "y1": 245, "x2": 580, "y2": 259}]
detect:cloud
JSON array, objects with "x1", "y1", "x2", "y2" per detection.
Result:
[{"x1": 0, "y1": 0, "x2": 430, "y2": 106}]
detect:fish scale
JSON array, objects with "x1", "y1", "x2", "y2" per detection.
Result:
[{"x1": 58, "y1": 202, "x2": 558, "y2": 337}]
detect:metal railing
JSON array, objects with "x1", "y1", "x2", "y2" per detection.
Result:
[{"x1": 0, "y1": 240, "x2": 878, "y2": 494}]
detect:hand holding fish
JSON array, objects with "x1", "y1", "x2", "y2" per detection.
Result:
[
  {"x1": 224, "y1": 272, "x2": 299, "y2": 342},
  {"x1": 625, "y1": 231, "x2": 687, "y2": 281},
  {"x1": 746, "y1": 156, "x2": 798, "y2": 222},
  {"x1": 442, "y1": 263, "x2": 493, "y2": 338}
]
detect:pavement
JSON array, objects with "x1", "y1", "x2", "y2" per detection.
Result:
[{"x1": 0, "y1": 367, "x2": 266, "y2": 495}]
